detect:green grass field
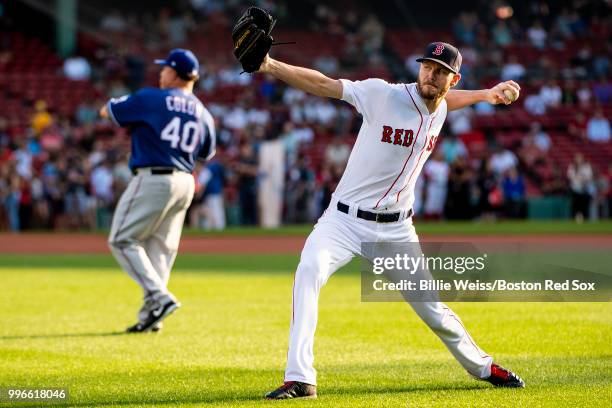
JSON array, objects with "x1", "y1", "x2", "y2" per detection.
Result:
[{"x1": 1, "y1": 254, "x2": 611, "y2": 407}]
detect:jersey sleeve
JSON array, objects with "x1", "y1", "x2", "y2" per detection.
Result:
[
  {"x1": 106, "y1": 89, "x2": 150, "y2": 127},
  {"x1": 339, "y1": 78, "x2": 391, "y2": 123},
  {"x1": 197, "y1": 109, "x2": 216, "y2": 162}
]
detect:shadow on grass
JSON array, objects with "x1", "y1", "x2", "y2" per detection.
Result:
[
  {"x1": 3, "y1": 363, "x2": 513, "y2": 408},
  {"x1": 5, "y1": 356, "x2": 608, "y2": 406},
  {"x1": 0, "y1": 331, "x2": 126, "y2": 340},
  {"x1": 49, "y1": 382, "x2": 488, "y2": 407}
]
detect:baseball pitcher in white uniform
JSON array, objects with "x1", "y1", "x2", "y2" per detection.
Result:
[{"x1": 261, "y1": 42, "x2": 525, "y2": 399}]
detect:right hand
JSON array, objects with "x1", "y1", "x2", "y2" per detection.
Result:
[{"x1": 486, "y1": 80, "x2": 521, "y2": 105}]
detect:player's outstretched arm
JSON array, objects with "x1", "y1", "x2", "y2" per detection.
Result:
[
  {"x1": 258, "y1": 55, "x2": 343, "y2": 99},
  {"x1": 445, "y1": 80, "x2": 521, "y2": 111}
]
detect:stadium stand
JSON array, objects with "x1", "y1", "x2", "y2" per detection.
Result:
[{"x1": 0, "y1": 0, "x2": 610, "y2": 230}]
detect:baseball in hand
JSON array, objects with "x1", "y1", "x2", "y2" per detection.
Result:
[{"x1": 504, "y1": 89, "x2": 518, "y2": 103}]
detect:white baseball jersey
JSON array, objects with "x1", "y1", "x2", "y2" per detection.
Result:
[{"x1": 334, "y1": 79, "x2": 447, "y2": 212}]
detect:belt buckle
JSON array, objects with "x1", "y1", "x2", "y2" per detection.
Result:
[{"x1": 375, "y1": 212, "x2": 381, "y2": 222}]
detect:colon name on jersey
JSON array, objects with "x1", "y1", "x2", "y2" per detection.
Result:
[
  {"x1": 166, "y1": 95, "x2": 201, "y2": 116},
  {"x1": 107, "y1": 87, "x2": 216, "y2": 173}
]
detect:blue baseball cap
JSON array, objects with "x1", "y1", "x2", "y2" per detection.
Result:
[
  {"x1": 154, "y1": 48, "x2": 200, "y2": 81},
  {"x1": 416, "y1": 42, "x2": 462, "y2": 74}
]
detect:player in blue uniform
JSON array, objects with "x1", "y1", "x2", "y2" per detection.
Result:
[{"x1": 100, "y1": 49, "x2": 216, "y2": 333}]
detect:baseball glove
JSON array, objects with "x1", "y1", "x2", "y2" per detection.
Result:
[{"x1": 232, "y1": 6, "x2": 276, "y2": 73}]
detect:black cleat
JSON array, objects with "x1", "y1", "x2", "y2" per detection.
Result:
[
  {"x1": 126, "y1": 321, "x2": 163, "y2": 333},
  {"x1": 126, "y1": 322, "x2": 145, "y2": 333},
  {"x1": 484, "y1": 363, "x2": 525, "y2": 388},
  {"x1": 126, "y1": 300, "x2": 180, "y2": 333},
  {"x1": 265, "y1": 381, "x2": 317, "y2": 400}
]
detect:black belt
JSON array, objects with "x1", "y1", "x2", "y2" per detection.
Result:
[
  {"x1": 336, "y1": 201, "x2": 412, "y2": 223},
  {"x1": 132, "y1": 168, "x2": 178, "y2": 175}
]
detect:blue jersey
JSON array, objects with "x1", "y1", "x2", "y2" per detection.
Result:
[
  {"x1": 203, "y1": 161, "x2": 225, "y2": 196},
  {"x1": 107, "y1": 87, "x2": 216, "y2": 172}
]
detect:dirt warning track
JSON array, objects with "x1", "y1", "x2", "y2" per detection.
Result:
[{"x1": 0, "y1": 233, "x2": 611, "y2": 254}]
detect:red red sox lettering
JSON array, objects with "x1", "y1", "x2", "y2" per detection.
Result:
[{"x1": 381, "y1": 125, "x2": 438, "y2": 151}]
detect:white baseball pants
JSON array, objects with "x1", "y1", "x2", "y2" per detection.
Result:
[
  {"x1": 284, "y1": 197, "x2": 493, "y2": 385},
  {"x1": 108, "y1": 170, "x2": 194, "y2": 306}
]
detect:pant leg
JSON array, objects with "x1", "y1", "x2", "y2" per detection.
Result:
[
  {"x1": 239, "y1": 187, "x2": 257, "y2": 225},
  {"x1": 408, "y1": 301, "x2": 493, "y2": 378},
  {"x1": 5, "y1": 193, "x2": 20, "y2": 231},
  {"x1": 206, "y1": 195, "x2": 225, "y2": 230},
  {"x1": 144, "y1": 210, "x2": 184, "y2": 288},
  {"x1": 284, "y1": 212, "x2": 363, "y2": 385},
  {"x1": 145, "y1": 173, "x2": 195, "y2": 288},
  {"x1": 108, "y1": 175, "x2": 173, "y2": 302},
  {"x1": 581, "y1": 193, "x2": 591, "y2": 218},
  {"x1": 384, "y1": 220, "x2": 493, "y2": 379},
  {"x1": 571, "y1": 192, "x2": 580, "y2": 217}
]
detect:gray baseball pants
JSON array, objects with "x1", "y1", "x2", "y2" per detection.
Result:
[{"x1": 108, "y1": 169, "x2": 195, "y2": 307}]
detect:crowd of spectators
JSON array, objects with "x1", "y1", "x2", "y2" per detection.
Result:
[
  {"x1": 0, "y1": 0, "x2": 610, "y2": 231},
  {"x1": 408, "y1": 0, "x2": 612, "y2": 222}
]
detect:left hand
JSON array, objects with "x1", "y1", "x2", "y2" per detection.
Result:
[
  {"x1": 257, "y1": 54, "x2": 271, "y2": 74},
  {"x1": 99, "y1": 105, "x2": 109, "y2": 119},
  {"x1": 486, "y1": 80, "x2": 521, "y2": 105},
  {"x1": 232, "y1": 7, "x2": 275, "y2": 73}
]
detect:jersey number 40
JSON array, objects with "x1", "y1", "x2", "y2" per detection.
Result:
[{"x1": 161, "y1": 116, "x2": 201, "y2": 153}]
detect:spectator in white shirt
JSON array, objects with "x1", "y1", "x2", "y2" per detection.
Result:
[
  {"x1": 290, "y1": 99, "x2": 308, "y2": 124},
  {"x1": 324, "y1": 135, "x2": 350, "y2": 168},
  {"x1": 292, "y1": 126, "x2": 315, "y2": 145},
  {"x1": 528, "y1": 122, "x2": 552, "y2": 152},
  {"x1": 423, "y1": 151, "x2": 450, "y2": 218},
  {"x1": 283, "y1": 87, "x2": 306, "y2": 105},
  {"x1": 501, "y1": 55, "x2": 526, "y2": 81},
  {"x1": 586, "y1": 109, "x2": 611, "y2": 143},
  {"x1": 447, "y1": 107, "x2": 473, "y2": 136},
  {"x1": 567, "y1": 153, "x2": 594, "y2": 221},
  {"x1": 88, "y1": 141, "x2": 106, "y2": 168},
  {"x1": 63, "y1": 56, "x2": 91, "y2": 81},
  {"x1": 577, "y1": 84, "x2": 592, "y2": 107},
  {"x1": 304, "y1": 98, "x2": 337, "y2": 126},
  {"x1": 219, "y1": 64, "x2": 252, "y2": 86},
  {"x1": 313, "y1": 55, "x2": 339, "y2": 75},
  {"x1": 313, "y1": 100, "x2": 337, "y2": 126},
  {"x1": 490, "y1": 145, "x2": 518, "y2": 177},
  {"x1": 223, "y1": 105, "x2": 248, "y2": 130},
  {"x1": 91, "y1": 161, "x2": 114, "y2": 206},
  {"x1": 539, "y1": 80, "x2": 562, "y2": 109},
  {"x1": 247, "y1": 108, "x2": 270, "y2": 126},
  {"x1": 13, "y1": 138, "x2": 32, "y2": 180},
  {"x1": 524, "y1": 94, "x2": 546, "y2": 116},
  {"x1": 527, "y1": 20, "x2": 547, "y2": 49}
]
